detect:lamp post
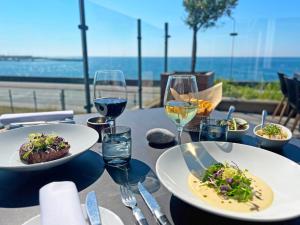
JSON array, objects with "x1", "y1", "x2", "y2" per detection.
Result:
[
  {"x1": 164, "y1": 22, "x2": 171, "y2": 73},
  {"x1": 137, "y1": 19, "x2": 142, "y2": 109},
  {"x1": 229, "y1": 18, "x2": 238, "y2": 80}
]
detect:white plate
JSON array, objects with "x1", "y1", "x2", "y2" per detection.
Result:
[
  {"x1": 0, "y1": 124, "x2": 99, "y2": 171},
  {"x1": 156, "y1": 141, "x2": 300, "y2": 222},
  {"x1": 22, "y1": 205, "x2": 124, "y2": 225}
]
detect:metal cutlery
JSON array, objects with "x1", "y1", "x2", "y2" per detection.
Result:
[
  {"x1": 120, "y1": 184, "x2": 149, "y2": 225},
  {"x1": 7, "y1": 119, "x2": 75, "y2": 129},
  {"x1": 261, "y1": 110, "x2": 268, "y2": 128},
  {"x1": 86, "y1": 191, "x2": 102, "y2": 225},
  {"x1": 138, "y1": 182, "x2": 172, "y2": 225},
  {"x1": 226, "y1": 105, "x2": 235, "y2": 120}
]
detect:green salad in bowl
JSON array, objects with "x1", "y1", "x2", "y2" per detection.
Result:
[
  {"x1": 226, "y1": 118, "x2": 249, "y2": 141},
  {"x1": 228, "y1": 118, "x2": 248, "y2": 131}
]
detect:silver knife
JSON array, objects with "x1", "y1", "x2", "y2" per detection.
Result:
[
  {"x1": 8, "y1": 119, "x2": 75, "y2": 129},
  {"x1": 85, "y1": 191, "x2": 102, "y2": 225},
  {"x1": 138, "y1": 182, "x2": 172, "y2": 225}
]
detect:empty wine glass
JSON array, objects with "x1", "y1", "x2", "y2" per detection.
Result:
[
  {"x1": 164, "y1": 75, "x2": 199, "y2": 144},
  {"x1": 93, "y1": 70, "x2": 127, "y2": 127}
]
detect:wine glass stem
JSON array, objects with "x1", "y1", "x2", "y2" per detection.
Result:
[
  {"x1": 108, "y1": 119, "x2": 116, "y2": 128},
  {"x1": 177, "y1": 126, "x2": 183, "y2": 145}
]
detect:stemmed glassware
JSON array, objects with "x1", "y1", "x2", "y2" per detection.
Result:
[
  {"x1": 93, "y1": 70, "x2": 127, "y2": 127},
  {"x1": 164, "y1": 75, "x2": 199, "y2": 144}
]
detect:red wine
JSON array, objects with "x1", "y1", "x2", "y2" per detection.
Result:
[{"x1": 94, "y1": 97, "x2": 127, "y2": 119}]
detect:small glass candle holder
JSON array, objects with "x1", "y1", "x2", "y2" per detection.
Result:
[
  {"x1": 87, "y1": 116, "x2": 109, "y2": 142},
  {"x1": 199, "y1": 118, "x2": 228, "y2": 141}
]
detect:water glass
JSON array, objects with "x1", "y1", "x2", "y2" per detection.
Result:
[
  {"x1": 199, "y1": 118, "x2": 228, "y2": 141},
  {"x1": 101, "y1": 126, "x2": 132, "y2": 166}
]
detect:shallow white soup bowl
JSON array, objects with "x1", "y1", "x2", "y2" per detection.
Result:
[{"x1": 156, "y1": 141, "x2": 300, "y2": 222}]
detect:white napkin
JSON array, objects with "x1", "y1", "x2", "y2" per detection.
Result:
[
  {"x1": 39, "y1": 181, "x2": 86, "y2": 225},
  {"x1": 0, "y1": 110, "x2": 73, "y2": 125}
]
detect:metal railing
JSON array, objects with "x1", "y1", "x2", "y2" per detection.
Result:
[
  {"x1": 0, "y1": 76, "x2": 160, "y2": 86},
  {"x1": 0, "y1": 76, "x2": 160, "y2": 113},
  {"x1": 76, "y1": 0, "x2": 169, "y2": 112},
  {"x1": 0, "y1": 0, "x2": 169, "y2": 113}
]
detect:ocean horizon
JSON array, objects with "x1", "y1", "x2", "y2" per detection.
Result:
[{"x1": 0, "y1": 56, "x2": 299, "y2": 82}]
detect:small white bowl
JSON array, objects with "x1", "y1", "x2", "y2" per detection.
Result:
[
  {"x1": 253, "y1": 123, "x2": 292, "y2": 149},
  {"x1": 227, "y1": 118, "x2": 249, "y2": 142}
]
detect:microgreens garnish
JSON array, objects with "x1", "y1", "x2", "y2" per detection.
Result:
[{"x1": 202, "y1": 162, "x2": 254, "y2": 202}]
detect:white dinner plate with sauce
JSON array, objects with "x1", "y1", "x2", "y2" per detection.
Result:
[
  {"x1": 22, "y1": 205, "x2": 124, "y2": 225},
  {"x1": 156, "y1": 141, "x2": 300, "y2": 222},
  {"x1": 0, "y1": 124, "x2": 99, "y2": 171}
]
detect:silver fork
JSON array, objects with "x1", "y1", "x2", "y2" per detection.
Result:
[{"x1": 120, "y1": 185, "x2": 149, "y2": 225}]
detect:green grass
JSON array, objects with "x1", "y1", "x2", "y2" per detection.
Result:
[{"x1": 216, "y1": 79, "x2": 282, "y2": 101}]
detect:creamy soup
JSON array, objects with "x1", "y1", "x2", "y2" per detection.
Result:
[{"x1": 188, "y1": 172, "x2": 273, "y2": 212}]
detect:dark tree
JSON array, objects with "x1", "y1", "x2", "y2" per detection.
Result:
[{"x1": 183, "y1": 0, "x2": 238, "y2": 73}]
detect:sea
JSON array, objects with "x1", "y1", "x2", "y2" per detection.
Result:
[{"x1": 0, "y1": 57, "x2": 299, "y2": 82}]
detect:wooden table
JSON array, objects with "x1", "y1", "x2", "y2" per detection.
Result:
[{"x1": 0, "y1": 108, "x2": 299, "y2": 225}]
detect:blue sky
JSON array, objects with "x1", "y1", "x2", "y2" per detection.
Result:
[{"x1": 0, "y1": 0, "x2": 300, "y2": 57}]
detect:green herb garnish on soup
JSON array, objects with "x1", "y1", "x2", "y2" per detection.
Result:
[
  {"x1": 256, "y1": 124, "x2": 287, "y2": 140},
  {"x1": 262, "y1": 124, "x2": 281, "y2": 136},
  {"x1": 202, "y1": 162, "x2": 254, "y2": 202}
]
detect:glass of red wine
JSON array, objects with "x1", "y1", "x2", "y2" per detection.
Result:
[{"x1": 93, "y1": 70, "x2": 127, "y2": 127}]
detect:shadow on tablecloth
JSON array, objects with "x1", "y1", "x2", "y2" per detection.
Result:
[
  {"x1": 243, "y1": 134, "x2": 300, "y2": 163},
  {"x1": 0, "y1": 150, "x2": 104, "y2": 208},
  {"x1": 170, "y1": 195, "x2": 300, "y2": 225},
  {"x1": 106, "y1": 159, "x2": 160, "y2": 194}
]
